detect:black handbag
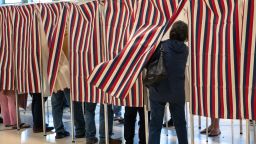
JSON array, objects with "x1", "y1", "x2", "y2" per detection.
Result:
[{"x1": 143, "y1": 45, "x2": 167, "y2": 87}]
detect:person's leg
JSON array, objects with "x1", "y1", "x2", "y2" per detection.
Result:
[
  {"x1": 0, "y1": 91, "x2": 11, "y2": 126},
  {"x1": 63, "y1": 88, "x2": 70, "y2": 108},
  {"x1": 200, "y1": 118, "x2": 219, "y2": 134},
  {"x1": 148, "y1": 99, "x2": 165, "y2": 144},
  {"x1": 73, "y1": 101, "x2": 85, "y2": 137},
  {"x1": 124, "y1": 107, "x2": 137, "y2": 144},
  {"x1": 138, "y1": 107, "x2": 146, "y2": 144},
  {"x1": 209, "y1": 118, "x2": 221, "y2": 136},
  {"x1": 51, "y1": 91, "x2": 66, "y2": 133},
  {"x1": 6, "y1": 91, "x2": 17, "y2": 125},
  {"x1": 211, "y1": 118, "x2": 219, "y2": 128},
  {"x1": 63, "y1": 88, "x2": 70, "y2": 107},
  {"x1": 169, "y1": 102, "x2": 188, "y2": 144},
  {"x1": 99, "y1": 104, "x2": 113, "y2": 140},
  {"x1": 84, "y1": 102, "x2": 97, "y2": 142},
  {"x1": 31, "y1": 93, "x2": 43, "y2": 128},
  {"x1": 31, "y1": 93, "x2": 53, "y2": 132}
]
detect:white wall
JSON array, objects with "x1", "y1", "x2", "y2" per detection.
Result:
[{"x1": 162, "y1": 3, "x2": 189, "y2": 41}]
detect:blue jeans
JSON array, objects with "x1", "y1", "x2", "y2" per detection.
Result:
[
  {"x1": 84, "y1": 103, "x2": 113, "y2": 139},
  {"x1": 149, "y1": 98, "x2": 188, "y2": 144},
  {"x1": 113, "y1": 106, "x2": 122, "y2": 117},
  {"x1": 99, "y1": 104, "x2": 113, "y2": 139},
  {"x1": 73, "y1": 101, "x2": 85, "y2": 136},
  {"x1": 52, "y1": 89, "x2": 85, "y2": 134},
  {"x1": 51, "y1": 89, "x2": 70, "y2": 133}
]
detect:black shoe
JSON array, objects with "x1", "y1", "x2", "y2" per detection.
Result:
[
  {"x1": 163, "y1": 119, "x2": 174, "y2": 127},
  {"x1": 85, "y1": 137, "x2": 98, "y2": 144},
  {"x1": 250, "y1": 120, "x2": 254, "y2": 126},
  {"x1": 55, "y1": 131, "x2": 70, "y2": 139},
  {"x1": 33, "y1": 126, "x2": 54, "y2": 133},
  {"x1": 75, "y1": 132, "x2": 85, "y2": 138},
  {"x1": 99, "y1": 138, "x2": 122, "y2": 144},
  {"x1": 0, "y1": 117, "x2": 3, "y2": 123},
  {"x1": 114, "y1": 116, "x2": 124, "y2": 121},
  {"x1": 118, "y1": 119, "x2": 125, "y2": 124}
]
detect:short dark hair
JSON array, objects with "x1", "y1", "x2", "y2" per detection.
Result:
[{"x1": 169, "y1": 20, "x2": 188, "y2": 42}]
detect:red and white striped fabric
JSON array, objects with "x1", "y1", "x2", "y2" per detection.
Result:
[
  {"x1": 189, "y1": 0, "x2": 243, "y2": 119},
  {"x1": 101, "y1": 0, "x2": 143, "y2": 107},
  {"x1": 0, "y1": 6, "x2": 15, "y2": 91},
  {"x1": 69, "y1": 1, "x2": 144, "y2": 107},
  {"x1": 88, "y1": 0, "x2": 188, "y2": 100},
  {"x1": 69, "y1": 2, "x2": 105, "y2": 103},
  {"x1": 240, "y1": 0, "x2": 256, "y2": 120},
  {"x1": 37, "y1": 2, "x2": 69, "y2": 94},
  {"x1": 13, "y1": 4, "x2": 42, "y2": 94}
]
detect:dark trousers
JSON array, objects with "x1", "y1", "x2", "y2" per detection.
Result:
[
  {"x1": 74, "y1": 102, "x2": 113, "y2": 138},
  {"x1": 149, "y1": 98, "x2": 188, "y2": 144},
  {"x1": 73, "y1": 101, "x2": 86, "y2": 136},
  {"x1": 31, "y1": 93, "x2": 47, "y2": 128},
  {"x1": 124, "y1": 107, "x2": 145, "y2": 144},
  {"x1": 51, "y1": 89, "x2": 70, "y2": 133}
]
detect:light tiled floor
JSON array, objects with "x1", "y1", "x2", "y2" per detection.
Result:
[{"x1": 0, "y1": 101, "x2": 255, "y2": 144}]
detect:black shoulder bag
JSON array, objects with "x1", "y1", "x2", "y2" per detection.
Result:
[{"x1": 143, "y1": 45, "x2": 167, "y2": 87}]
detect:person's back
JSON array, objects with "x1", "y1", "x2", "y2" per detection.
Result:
[
  {"x1": 148, "y1": 20, "x2": 189, "y2": 144},
  {"x1": 149, "y1": 39, "x2": 188, "y2": 104}
]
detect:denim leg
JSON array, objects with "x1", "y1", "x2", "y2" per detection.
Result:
[
  {"x1": 169, "y1": 102, "x2": 188, "y2": 144},
  {"x1": 99, "y1": 104, "x2": 113, "y2": 139},
  {"x1": 84, "y1": 102, "x2": 97, "y2": 138},
  {"x1": 63, "y1": 88, "x2": 70, "y2": 108},
  {"x1": 73, "y1": 101, "x2": 85, "y2": 135},
  {"x1": 124, "y1": 107, "x2": 137, "y2": 144},
  {"x1": 63, "y1": 88, "x2": 70, "y2": 107},
  {"x1": 149, "y1": 99, "x2": 165, "y2": 144},
  {"x1": 51, "y1": 91, "x2": 65, "y2": 133},
  {"x1": 113, "y1": 106, "x2": 122, "y2": 117}
]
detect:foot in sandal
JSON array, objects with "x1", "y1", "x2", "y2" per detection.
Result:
[{"x1": 208, "y1": 128, "x2": 221, "y2": 137}]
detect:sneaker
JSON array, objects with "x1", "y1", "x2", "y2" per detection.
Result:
[
  {"x1": 55, "y1": 131, "x2": 70, "y2": 139},
  {"x1": 85, "y1": 137, "x2": 98, "y2": 144},
  {"x1": 163, "y1": 119, "x2": 174, "y2": 127}
]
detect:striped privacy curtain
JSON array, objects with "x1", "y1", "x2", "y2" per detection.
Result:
[
  {"x1": 13, "y1": 4, "x2": 42, "y2": 94},
  {"x1": 69, "y1": 1, "x2": 105, "y2": 103},
  {"x1": 88, "y1": 0, "x2": 188, "y2": 100},
  {"x1": 240, "y1": 0, "x2": 256, "y2": 120},
  {"x1": 189, "y1": 0, "x2": 244, "y2": 119},
  {"x1": 0, "y1": 6, "x2": 15, "y2": 91},
  {"x1": 101, "y1": 0, "x2": 143, "y2": 106},
  {"x1": 69, "y1": 1, "x2": 144, "y2": 106},
  {"x1": 37, "y1": 2, "x2": 69, "y2": 94}
]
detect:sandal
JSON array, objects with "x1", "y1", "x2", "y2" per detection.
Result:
[
  {"x1": 208, "y1": 128, "x2": 221, "y2": 137},
  {"x1": 12, "y1": 123, "x2": 31, "y2": 129},
  {"x1": 200, "y1": 126, "x2": 213, "y2": 134}
]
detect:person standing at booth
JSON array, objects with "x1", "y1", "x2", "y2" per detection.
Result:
[
  {"x1": 0, "y1": 90, "x2": 30, "y2": 129},
  {"x1": 148, "y1": 21, "x2": 189, "y2": 144}
]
